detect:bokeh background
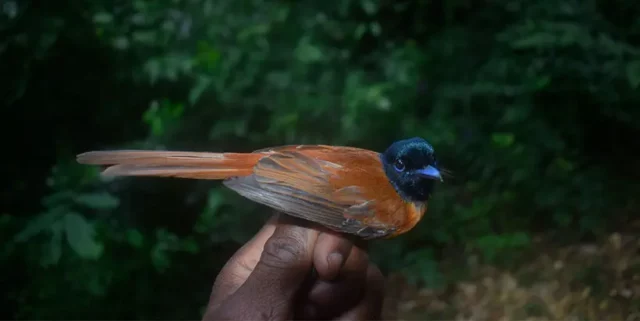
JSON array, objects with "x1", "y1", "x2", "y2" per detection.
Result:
[{"x1": 2, "y1": 0, "x2": 640, "y2": 319}]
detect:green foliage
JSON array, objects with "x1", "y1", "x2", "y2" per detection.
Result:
[
  {"x1": 64, "y1": 212, "x2": 104, "y2": 260},
  {"x1": 2, "y1": 0, "x2": 639, "y2": 318}
]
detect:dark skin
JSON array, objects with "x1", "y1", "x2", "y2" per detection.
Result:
[{"x1": 202, "y1": 214, "x2": 385, "y2": 320}]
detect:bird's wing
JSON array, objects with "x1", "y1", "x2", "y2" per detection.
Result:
[{"x1": 223, "y1": 148, "x2": 400, "y2": 239}]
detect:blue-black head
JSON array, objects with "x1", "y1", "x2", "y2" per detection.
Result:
[{"x1": 381, "y1": 137, "x2": 442, "y2": 202}]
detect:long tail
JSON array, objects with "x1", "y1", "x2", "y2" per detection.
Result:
[{"x1": 76, "y1": 150, "x2": 263, "y2": 179}]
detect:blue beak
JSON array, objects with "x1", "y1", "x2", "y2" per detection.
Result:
[{"x1": 416, "y1": 165, "x2": 443, "y2": 181}]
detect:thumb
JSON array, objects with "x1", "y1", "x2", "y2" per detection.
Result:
[{"x1": 211, "y1": 215, "x2": 319, "y2": 320}]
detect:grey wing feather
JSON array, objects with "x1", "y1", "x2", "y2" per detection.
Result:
[
  {"x1": 223, "y1": 175, "x2": 392, "y2": 239},
  {"x1": 223, "y1": 175, "x2": 344, "y2": 227}
]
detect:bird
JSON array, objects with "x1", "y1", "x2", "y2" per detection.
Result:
[{"x1": 76, "y1": 137, "x2": 443, "y2": 239}]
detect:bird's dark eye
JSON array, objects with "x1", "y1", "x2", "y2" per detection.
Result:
[{"x1": 394, "y1": 159, "x2": 405, "y2": 172}]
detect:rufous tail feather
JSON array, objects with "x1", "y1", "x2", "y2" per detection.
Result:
[{"x1": 76, "y1": 150, "x2": 262, "y2": 179}]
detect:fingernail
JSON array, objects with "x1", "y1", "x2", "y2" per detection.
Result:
[{"x1": 327, "y1": 252, "x2": 344, "y2": 274}]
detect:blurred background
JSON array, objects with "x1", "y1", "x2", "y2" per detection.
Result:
[{"x1": 2, "y1": 0, "x2": 639, "y2": 319}]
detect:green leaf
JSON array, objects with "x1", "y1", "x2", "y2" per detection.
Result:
[
  {"x1": 14, "y1": 211, "x2": 61, "y2": 242},
  {"x1": 370, "y1": 22, "x2": 382, "y2": 37},
  {"x1": 93, "y1": 12, "x2": 113, "y2": 24},
  {"x1": 132, "y1": 30, "x2": 157, "y2": 44},
  {"x1": 126, "y1": 229, "x2": 144, "y2": 248},
  {"x1": 491, "y1": 132, "x2": 515, "y2": 147},
  {"x1": 294, "y1": 38, "x2": 323, "y2": 63},
  {"x1": 74, "y1": 192, "x2": 120, "y2": 210},
  {"x1": 42, "y1": 191, "x2": 74, "y2": 207},
  {"x1": 41, "y1": 222, "x2": 63, "y2": 267},
  {"x1": 188, "y1": 76, "x2": 212, "y2": 105},
  {"x1": 626, "y1": 61, "x2": 640, "y2": 89},
  {"x1": 144, "y1": 59, "x2": 161, "y2": 84},
  {"x1": 64, "y1": 213, "x2": 103, "y2": 260},
  {"x1": 535, "y1": 75, "x2": 551, "y2": 89},
  {"x1": 360, "y1": 0, "x2": 378, "y2": 15},
  {"x1": 144, "y1": 101, "x2": 164, "y2": 136},
  {"x1": 354, "y1": 24, "x2": 367, "y2": 39},
  {"x1": 553, "y1": 157, "x2": 575, "y2": 172},
  {"x1": 237, "y1": 23, "x2": 271, "y2": 41},
  {"x1": 112, "y1": 36, "x2": 129, "y2": 50},
  {"x1": 151, "y1": 118, "x2": 163, "y2": 136},
  {"x1": 151, "y1": 245, "x2": 170, "y2": 272},
  {"x1": 182, "y1": 239, "x2": 199, "y2": 254},
  {"x1": 553, "y1": 211, "x2": 572, "y2": 227},
  {"x1": 195, "y1": 41, "x2": 221, "y2": 70},
  {"x1": 507, "y1": 232, "x2": 530, "y2": 247}
]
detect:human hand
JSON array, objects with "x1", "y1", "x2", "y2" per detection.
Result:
[{"x1": 202, "y1": 214, "x2": 384, "y2": 320}]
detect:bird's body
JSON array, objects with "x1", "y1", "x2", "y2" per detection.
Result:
[{"x1": 77, "y1": 138, "x2": 442, "y2": 239}]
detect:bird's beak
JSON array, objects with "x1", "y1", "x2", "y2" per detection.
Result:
[{"x1": 416, "y1": 165, "x2": 443, "y2": 182}]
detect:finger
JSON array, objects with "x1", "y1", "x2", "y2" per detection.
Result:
[
  {"x1": 312, "y1": 229, "x2": 354, "y2": 280},
  {"x1": 212, "y1": 215, "x2": 320, "y2": 320},
  {"x1": 309, "y1": 243, "x2": 368, "y2": 306},
  {"x1": 335, "y1": 264, "x2": 385, "y2": 321},
  {"x1": 301, "y1": 244, "x2": 370, "y2": 320},
  {"x1": 205, "y1": 215, "x2": 278, "y2": 315}
]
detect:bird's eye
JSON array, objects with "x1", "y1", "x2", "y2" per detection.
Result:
[{"x1": 394, "y1": 159, "x2": 405, "y2": 172}]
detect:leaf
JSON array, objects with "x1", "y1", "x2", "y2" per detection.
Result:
[
  {"x1": 41, "y1": 222, "x2": 63, "y2": 267},
  {"x1": 626, "y1": 61, "x2": 640, "y2": 89},
  {"x1": 143, "y1": 101, "x2": 165, "y2": 136},
  {"x1": 188, "y1": 76, "x2": 212, "y2": 105},
  {"x1": 151, "y1": 245, "x2": 170, "y2": 272},
  {"x1": 360, "y1": 0, "x2": 378, "y2": 15},
  {"x1": 144, "y1": 59, "x2": 161, "y2": 84},
  {"x1": 42, "y1": 191, "x2": 74, "y2": 208},
  {"x1": 112, "y1": 36, "x2": 129, "y2": 50},
  {"x1": 126, "y1": 229, "x2": 144, "y2": 248},
  {"x1": 553, "y1": 211, "x2": 572, "y2": 227},
  {"x1": 507, "y1": 232, "x2": 530, "y2": 247},
  {"x1": 143, "y1": 100, "x2": 159, "y2": 123},
  {"x1": 93, "y1": 12, "x2": 113, "y2": 24},
  {"x1": 295, "y1": 39, "x2": 323, "y2": 63},
  {"x1": 491, "y1": 132, "x2": 515, "y2": 147},
  {"x1": 132, "y1": 30, "x2": 157, "y2": 44},
  {"x1": 535, "y1": 75, "x2": 551, "y2": 89},
  {"x1": 553, "y1": 157, "x2": 574, "y2": 172},
  {"x1": 195, "y1": 41, "x2": 221, "y2": 70},
  {"x1": 237, "y1": 23, "x2": 271, "y2": 41},
  {"x1": 64, "y1": 212, "x2": 103, "y2": 260},
  {"x1": 196, "y1": 190, "x2": 226, "y2": 233},
  {"x1": 182, "y1": 239, "x2": 199, "y2": 254},
  {"x1": 14, "y1": 211, "x2": 61, "y2": 242},
  {"x1": 3, "y1": 1, "x2": 18, "y2": 19},
  {"x1": 370, "y1": 22, "x2": 382, "y2": 37},
  {"x1": 74, "y1": 192, "x2": 120, "y2": 210},
  {"x1": 354, "y1": 24, "x2": 367, "y2": 39}
]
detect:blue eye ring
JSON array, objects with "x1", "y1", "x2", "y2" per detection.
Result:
[{"x1": 394, "y1": 159, "x2": 405, "y2": 172}]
